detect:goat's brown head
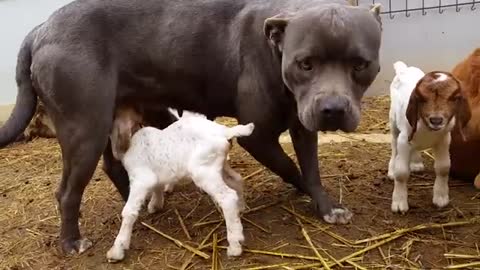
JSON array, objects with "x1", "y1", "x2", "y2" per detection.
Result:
[{"x1": 406, "y1": 71, "x2": 471, "y2": 141}]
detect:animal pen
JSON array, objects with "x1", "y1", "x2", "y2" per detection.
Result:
[{"x1": 1, "y1": 1, "x2": 479, "y2": 270}]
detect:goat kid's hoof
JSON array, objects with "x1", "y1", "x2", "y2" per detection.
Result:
[
  {"x1": 474, "y1": 174, "x2": 480, "y2": 189},
  {"x1": 106, "y1": 246, "x2": 126, "y2": 263},
  {"x1": 62, "y1": 238, "x2": 93, "y2": 255},
  {"x1": 391, "y1": 200, "x2": 409, "y2": 214},
  {"x1": 433, "y1": 194, "x2": 449, "y2": 208},
  {"x1": 164, "y1": 184, "x2": 174, "y2": 193},
  {"x1": 322, "y1": 207, "x2": 353, "y2": 224},
  {"x1": 227, "y1": 245, "x2": 243, "y2": 257},
  {"x1": 409, "y1": 162, "x2": 425, "y2": 172}
]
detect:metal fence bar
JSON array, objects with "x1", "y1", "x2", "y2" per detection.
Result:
[{"x1": 360, "y1": 0, "x2": 477, "y2": 18}]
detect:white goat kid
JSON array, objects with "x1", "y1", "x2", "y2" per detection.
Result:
[
  {"x1": 388, "y1": 61, "x2": 470, "y2": 213},
  {"x1": 106, "y1": 111, "x2": 254, "y2": 262}
]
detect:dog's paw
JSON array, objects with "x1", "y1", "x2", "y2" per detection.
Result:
[
  {"x1": 62, "y1": 238, "x2": 93, "y2": 255},
  {"x1": 106, "y1": 246, "x2": 125, "y2": 263},
  {"x1": 323, "y1": 207, "x2": 353, "y2": 224}
]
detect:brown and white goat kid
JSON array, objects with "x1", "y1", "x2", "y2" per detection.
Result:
[
  {"x1": 107, "y1": 106, "x2": 253, "y2": 262},
  {"x1": 388, "y1": 61, "x2": 471, "y2": 213}
]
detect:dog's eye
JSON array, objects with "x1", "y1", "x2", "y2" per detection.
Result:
[
  {"x1": 353, "y1": 60, "x2": 370, "y2": 72},
  {"x1": 298, "y1": 59, "x2": 313, "y2": 71}
]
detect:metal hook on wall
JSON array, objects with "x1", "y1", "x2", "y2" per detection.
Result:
[
  {"x1": 456, "y1": 0, "x2": 461, "y2": 12},
  {"x1": 472, "y1": 0, "x2": 477, "y2": 11},
  {"x1": 438, "y1": 0, "x2": 444, "y2": 14},
  {"x1": 405, "y1": 0, "x2": 410, "y2": 17},
  {"x1": 389, "y1": 0, "x2": 395, "y2": 19},
  {"x1": 422, "y1": 0, "x2": 427, "y2": 15}
]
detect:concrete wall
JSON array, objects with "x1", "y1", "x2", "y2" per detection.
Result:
[
  {"x1": 0, "y1": 0, "x2": 478, "y2": 107},
  {"x1": 0, "y1": 0, "x2": 74, "y2": 105},
  {"x1": 364, "y1": 0, "x2": 480, "y2": 96}
]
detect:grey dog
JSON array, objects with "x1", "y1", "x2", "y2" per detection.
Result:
[{"x1": 0, "y1": 0, "x2": 382, "y2": 254}]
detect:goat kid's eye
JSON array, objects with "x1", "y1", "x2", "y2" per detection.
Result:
[
  {"x1": 298, "y1": 59, "x2": 313, "y2": 71},
  {"x1": 354, "y1": 60, "x2": 370, "y2": 72}
]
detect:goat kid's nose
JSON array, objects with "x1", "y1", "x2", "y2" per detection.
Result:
[
  {"x1": 317, "y1": 96, "x2": 347, "y2": 119},
  {"x1": 429, "y1": 117, "x2": 444, "y2": 126}
]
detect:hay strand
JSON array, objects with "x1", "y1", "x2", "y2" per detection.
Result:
[
  {"x1": 174, "y1": 208, "x2": 192, "y2": 240},
  {"x1": 215, "y1": 246, "x2": 324, "y2": 261},
  {"x1": 282, "y1": 206, "x2": 354, "y2": 246},
  {"x1": 354, "y1": 217, "x2": 480, "y2": 244},
  {"x1": 180, "y1": 222, "x2": 222, "y2": 270},
  {"x1": 211, "y1": 233, "x2": 218, "y2": 270},
  {"x1": 446, "y1": 261, "x2": 480, "y2": 269},
  {"x1": 295, "y1": 216, "x2": 330, "y2": 269},
  {"x1": 141, "y1": 222, "x2": 210, "y2": 259}
]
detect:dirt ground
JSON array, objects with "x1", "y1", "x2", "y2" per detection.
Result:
[{"x1": 1, "y1": 96, "x2": 479, "y2": 270}]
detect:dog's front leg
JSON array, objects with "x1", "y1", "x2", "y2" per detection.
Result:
[{"x1": 289, "y1": 119, "x2": 352, "y2": 224}]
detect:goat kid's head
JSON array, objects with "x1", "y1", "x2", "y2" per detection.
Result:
[{"x1": 406, "y1": 71, "x2": 471, "y2": 141}]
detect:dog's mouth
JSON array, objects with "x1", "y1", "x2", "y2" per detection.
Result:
[{"x1": 300, "y1": 110, "x2": 359, "y2": 133}]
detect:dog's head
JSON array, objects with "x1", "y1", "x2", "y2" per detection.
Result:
[
  {"x1": 406, "y1": 71, "x2": 471, "y2": 141},
  {"x1": 264, "y1": 3, "x2": 382, "y2": 132}
]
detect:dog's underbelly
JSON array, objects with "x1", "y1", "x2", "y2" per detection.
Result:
[{"x1": 116, "y1": 71, "x2": 238, "y2": 118}]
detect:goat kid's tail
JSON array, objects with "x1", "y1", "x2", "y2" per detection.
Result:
[
  {"x1": 393, "y1": 61, "x2": 408, "y2": 75},
  {"x1": 225, "y1": 123, "x2": 255, "y2": 140}
]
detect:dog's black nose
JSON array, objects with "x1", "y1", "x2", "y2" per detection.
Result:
[
  {"x1": 318, "y1": 96, "x2": 347, "y2": 119},
  {"x1": 429, "y1": 117, "x2": 443, "y2": 126}
]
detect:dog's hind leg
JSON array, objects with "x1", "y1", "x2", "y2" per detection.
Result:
[{"x1": 35, "y1": 50, "x2": 117, "y2": 254}]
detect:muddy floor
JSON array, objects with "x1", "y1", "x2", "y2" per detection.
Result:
[{"x1": 1, "y1": 96, "x2": 479, "y2": 270}]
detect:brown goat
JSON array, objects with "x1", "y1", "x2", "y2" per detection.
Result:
[
  {"x1": 449, "y1": 48, "x2": 480, "y2": 188},
  {"x1": 20, "y1": 100, "x2": 56, "y2": 141}
]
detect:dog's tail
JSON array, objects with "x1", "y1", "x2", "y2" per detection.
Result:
[
  {"x1": 225, "y1": 123, "x2": 255, "y2": 140},
  {"x1": 0, "y1": 25, "x2": 40, "y2": 147}
]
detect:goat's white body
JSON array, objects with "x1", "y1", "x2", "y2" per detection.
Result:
[
  {"x1": 106, "y1": 112, "x2": 254, "y2": 262},
  {"x1": 388, "y1": 61, "x2": 453, "y2": 213}
]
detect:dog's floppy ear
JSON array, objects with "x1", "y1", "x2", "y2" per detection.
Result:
[
  {"x1": 455, "y1": 89, "x2": 472, "y2": 141},
  {"x1": 263, "y1": 13, "x2": 294, "y2": 51},
  {"x1": 406, "y1": 91, "x2": 419, "y2": 141}
]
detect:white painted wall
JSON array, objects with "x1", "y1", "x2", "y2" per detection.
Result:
[
  {"x1": 364, "y1": 0, "x2": 480, "y2": 95},
  {"x1": 0, "y1": 0, "x2": 478, "y2": 105},
  {"x1": 0, "y1": 0, "x2": 74, "y2": 105}
]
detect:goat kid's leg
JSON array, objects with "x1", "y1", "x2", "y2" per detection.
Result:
[
  {"x1": 148, "y1": 185, "x2": 165, "y2": 214},
  {"x1": 193, "y1": 167, "x2": 244, "y2": 256},
  {"x1": 107, "y1": 170, "x2": 156, "y2": 262},
  {"x1": 388, "y1": 125, "x2": 399, "y2": 180},
  {"x1": 391, "y1": 135, "x2": 411, "y2": 213},
  {"x1": 223, "y1": 164, "x2": 246, "y2": 212},
  {"x1": 410, "y1": 150, "x2": 425, "y2": 172},
  {"x1": 432, "y1": 135, "x2": 451, "y2": 208}
]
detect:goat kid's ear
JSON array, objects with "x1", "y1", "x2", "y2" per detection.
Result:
[
  {"x1": 456, "y1": 95, "x2": 472, "y2": 141},
  {"x1": 406, "y1": 92, "x2": 419, "y2": 141},
  {"x1": 264, "y1": 13, "x2": 295, "y2": 51}
]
